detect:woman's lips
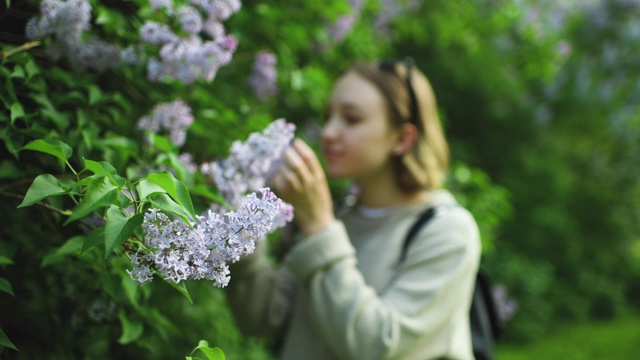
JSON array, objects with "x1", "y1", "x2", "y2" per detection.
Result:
[{"x1": 323, "y1": 148, "x2": 341, "y2": 161}]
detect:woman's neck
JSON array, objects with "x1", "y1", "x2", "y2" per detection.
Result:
[{"x1": 355, "y1": 175, "x2": 429, "y2": 208}]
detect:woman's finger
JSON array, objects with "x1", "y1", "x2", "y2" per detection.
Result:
[
  {"x1": 283, "y1": 146, "x2": 311, "y2": 183},
  {"x1": 292, "y1": 139, "x2": 324, "y2": 176},
  {"x1": 281, "y1": 164, "x2": 303, "y2": 193}
]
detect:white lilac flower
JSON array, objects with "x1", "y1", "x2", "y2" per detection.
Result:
[
  {"x1": 178, "y1": 6, "x2": 203, "y2": 34},
  {"x1": 140, "y1": 21, "x2": 179, "y2": 45},
  {"x1": 25, "y1": 0, "x2": 92, "y2": 50},
  {"x1": 120, "y1": 46, "x2": 140, "y2": 65},
  {"x1": 138, "y1": 100, "x2": 194, "y2": 146},
  {"x1": 189, "y1": 0, "x2": 241, "y2": 21},
  {"x1": 326, "y1": 0, "x2": 365, "y2": 43},
  {"x1": 149, "y1": 0, "x2": 173, "y2": 13},
  {"x1": 202, "y1": 18, "x2": 224, "y2": 38},
  {"x1": 74, "y1": 39, "x2": 121, "y2": 72},
  {"x1": 248, "y1": 51, "x2": 278, "y2": 101},
  {"x1": 147, "y1": 34, "x2": 237, "y2": 84},
  {"x1": 200, "y1": 119, "x2": 296, "y2": 207},
  {"x1": 128, "y1": 188, "x2": 292, "y2": 287},
  {"x1": 179, "y1": 153, "x2": 198, "y2": 173}
]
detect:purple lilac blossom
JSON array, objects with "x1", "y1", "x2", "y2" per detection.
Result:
[
  {"x1": 248, "y1": 51, "x2": 278, "y2": 101},
  {"x1": 24, "y1": 0, "x2": 121, "y2": 72},
  {"x1": 200, "y1": 119, "x2": 296, "y2": 208},
  {"x1": 326, "y1": 0, "x2": 365, "y2": 43},
  {"x1": 149, "y1": 0, "x2": 174, "y2": 13},
  {"x1": 147, "y1": 34, "x2": 237, "y2": 84},
  {"x1": 127, "y1": 188, "x2": 292, "y2": 287},
  {"x1": 140, "y1": 21, "x2": 179, "y2": 45},
  {"x1": 137, "y1": 100, "x2": 194, "y2": 146},
  {"x1": 73, "y1": 39, "x2": 121, "y2": 72},
  {"x1": 189, "y1": 0, "x2": 241, "y2": 21},
  {"x1": 491, "y1": 284, "x2": 519, "y2": 323},
  {"x1": 25, "y1": 0, "x2": 91, "y2": 50},
  {"x1": 179, "y1": 153, "x2": 198, "y2": 173},
  {"x1": 120, "y1": 46, "x2": 140, "y2": 65},
  {"x1": 178, "y1": 6, "x2": 204, "y2": 34}
]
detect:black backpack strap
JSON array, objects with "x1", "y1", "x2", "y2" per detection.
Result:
[
  {"x1": 399, "y1": 207, "x2": 437, "y2": 264},
  {"x1": 399, "y1": 205, "x2": 501, "y2": 360}
]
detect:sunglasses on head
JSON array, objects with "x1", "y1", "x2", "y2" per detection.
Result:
[{"x1": 378, "y1": 57, "x2": 422, "y2": 133}]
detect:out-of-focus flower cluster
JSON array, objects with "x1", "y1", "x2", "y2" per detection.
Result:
[
  {"x1": 327, "y1": 0, "x2": 366, "y2": 43},
  {"x1": 248, "y1": 51, "x2": 278, "y2": 101},
  {"x1": 126, "y1": 0, "x2": 241, "y2": 84},
  {"x1": 127, "y1": 188, "x2": 293, "y2": 287},
  {"x1": 200, "y1": 119, "x2": 296, "y2": 207},
  {"x1": 25, "y1": 0, "x2": 120, "y2": 72},
  {"x1": 491, "y1": 284, "x2": 519, "y2": 324},
  {"x1": 137, "y1": 99, "x2": 194, "y2": 146}
]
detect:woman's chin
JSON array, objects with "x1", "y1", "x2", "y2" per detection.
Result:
[{"x1": 326, "y1": 167, "x2": 349, "y2": 179}]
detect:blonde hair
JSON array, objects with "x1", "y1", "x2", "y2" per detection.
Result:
[{"x1": 350, "y1": 60, "x2": 449, "y2": 192}]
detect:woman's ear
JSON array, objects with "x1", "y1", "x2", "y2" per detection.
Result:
[{"x1": 393, "y1": 123, "x2": 419, "y2": 155}]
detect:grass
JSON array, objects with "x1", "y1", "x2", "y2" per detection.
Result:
[{"x1": 495, "y1": 315, "x2": 640, "y2": 359}]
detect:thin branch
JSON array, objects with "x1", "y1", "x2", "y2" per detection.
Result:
[
  {"x1": 0, "y1": 191, "x2": 68, "y2": 215},
  {"x1": 1, "y1": 40, "x2": 40, "y2": 60}
]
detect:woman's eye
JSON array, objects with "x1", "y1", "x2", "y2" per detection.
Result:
[{"x1": 345, "y1": 115, "x2": 361, "y2": 125}]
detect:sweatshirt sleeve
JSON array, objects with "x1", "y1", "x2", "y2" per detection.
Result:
[
  {"x1": 225, "y1": 238, "x2": 297, "y2": 338},
  {"x1": 283, "y1": 208, "x2": 481, "y2": 360}
]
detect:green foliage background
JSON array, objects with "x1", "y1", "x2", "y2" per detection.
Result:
[{"x1": 1, "y1": 0, "x2": 639, "y2": 358}]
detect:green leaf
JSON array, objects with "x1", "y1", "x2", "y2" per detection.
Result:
[
  {"x1": 88, "y1": 85, "x2": 103, "y2": 105},
  {"x1": 40, "y1": 235, "x2": 84, "y2": 268},
  {"x1": 137, "y1": 179, "x2": 167, "y2": 200},
  {"x1": 10, "y1": 102, "x2": 24, "y2": 123},
  {"x1": 150, "y1": 194, "x2": 193, "y2": 225},
  {"x1": 0, "y1": 278, "x2": 14, "y2": 296},
  {"x1": 81, "y1": 226, "x2": 105, "y2": 254},
  {"x1": 64, "y1": 175, "x2": 118, "y2": 225},
  {"x1": 104, "y1": 206, "x2": 143, "y2": 256},
  {"x1": 21, "y1": 139, "x2": 73, "y2": 162},
  {"x1": 194, "y1": 344, "x2": 225, "y2": 360},
  {"x1": 0, "y1": 160, "x2": 25, "y2": 179},
  {"x1": 83, "y1": 158, "x2": 104, "y2": 174},
  {"x1": 189, "y1": 185, "x2": 227, "y2": 205},
  {"x1": 167, "y1": 280, "x2": 192, "y2": 304},
  {"x1": 18, "y1": 174, "x2": 68, "y2": 208},
  {"x1": 0, "y1": 256, "x2": 13, "y2": 265},
  {"x1": 146, "y1": 172, "x2": 196, "y2": 220},
  {"x1": 0, "y1": 327, "x2": 18, "y2": 351},
  {"x1": 9, "y1": 65, "x2": 24, "y2": 79},
  {"x1": 117, "y1": 311, "x2": 143, "y2": 344},
  {"x1": 121, "y1": 273, "x2": 139, "y2": 305}
]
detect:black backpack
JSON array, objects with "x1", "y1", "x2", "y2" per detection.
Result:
[{"x1": 399, "y1": 207, "x2": 503, "y2": 360}]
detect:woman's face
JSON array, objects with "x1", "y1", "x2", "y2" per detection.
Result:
[{"x1": 321, "y1": 71, "x2": 399, "y2": 181}]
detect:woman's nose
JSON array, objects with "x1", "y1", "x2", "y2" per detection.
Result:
[{"x1": 321, "y1": 117, "x2": 339, "y2": 142}]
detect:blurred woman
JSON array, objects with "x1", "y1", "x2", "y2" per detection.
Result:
[{"x1": 226, "y1": 59, "x2": 481, "y2": 360}]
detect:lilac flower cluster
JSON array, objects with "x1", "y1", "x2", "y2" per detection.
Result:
[
  {"x1": 200, "y1": 119, "x2": 296, "y2": 207},
  {"x1": 491, "y1": 284, "x2": 519, "y2": 323},
  {"x1": 131, "y1": 0, "x2": 241, "y2": 84},
  {"x1": 25, "y1": 0, "x2": 119, "y2": 72},
  {"x1": 137, "y1": 100, "x2": 194, "y2": 146},
  {"x1": 326, "y1": 0, "x2": 366, "y2": 43},
  {"x1": 373, "y1": 0, "x2": 422, "y2": 39},
  {"x1": 127, "y1": 188, "x2": 293, "y2": 287},
  {"x1": 248, "y1": 51, "x2": 278, "y2": 101}
]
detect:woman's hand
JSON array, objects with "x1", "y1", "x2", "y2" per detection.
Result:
[{"x1": 271, "y1": 138, "x2": 335, "y2": 238}]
